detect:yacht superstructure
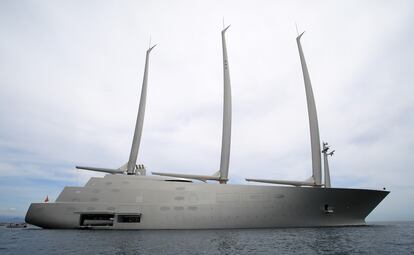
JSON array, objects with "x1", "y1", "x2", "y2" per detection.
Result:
[{"x1": 25, "y1": 27, "x2": 389, "y2": 229}]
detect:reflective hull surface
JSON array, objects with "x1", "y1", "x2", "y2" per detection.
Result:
[{"x1": 26, "y1": 175, "x2": 389, "y2": 229}]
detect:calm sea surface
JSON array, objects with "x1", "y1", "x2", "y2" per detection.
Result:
[{"x1": 1, "y1": 222, "x2": 413, "y2": 255}]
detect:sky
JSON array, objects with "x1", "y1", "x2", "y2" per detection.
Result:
[{"x1": 0, "y1": 0, "x2": 413, "y2": 221}]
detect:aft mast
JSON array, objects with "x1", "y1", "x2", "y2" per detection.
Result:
[
  {"x1": 219, "y1": 25, "x2": 232, "y2": 184},
  {"x1": 126, "y1": 44, "x2": 156, "y2": 175},
  {"x1": 76, "y1": 44, "x2": 156, "y2": 175}
]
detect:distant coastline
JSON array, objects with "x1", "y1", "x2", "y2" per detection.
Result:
[{"x1": 0, "y1": 215, "x2": 24, "y2": 224}]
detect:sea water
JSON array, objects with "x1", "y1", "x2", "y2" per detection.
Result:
[{"x1": 1, "y1": 222, "x2": 413, "y2": 254}]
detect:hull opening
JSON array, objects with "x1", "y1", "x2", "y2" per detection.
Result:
[{"x1": 80, "y1": 213, "x2": 114, "y2": 227}]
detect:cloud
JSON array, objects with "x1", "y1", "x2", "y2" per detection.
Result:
[{"x1": 0, "y1": 0, "x2": 413, "y2": 221}]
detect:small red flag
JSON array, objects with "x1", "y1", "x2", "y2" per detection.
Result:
[{"x1": 44, "y1": 195, "x2": 49, "y2": 203}]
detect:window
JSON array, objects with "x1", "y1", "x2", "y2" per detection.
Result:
[
  {"x1": 80, "y1": 213, "x2": 114, "y2": 226},
  {"x1": 324, "y1": 204, "x2": 334, "y2": 214},
  {"x1": 164, "y1": 179, "x2": 193, "y2": 183},
  {"x1": 117, "y1": 214, "x2": 141, "y2": 223}
]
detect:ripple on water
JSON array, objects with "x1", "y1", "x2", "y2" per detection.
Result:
[{"x1": 0, "y1": 222, "x2": 414, "y2": 255}]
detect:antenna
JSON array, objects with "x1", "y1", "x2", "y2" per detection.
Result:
[
  {"x1": 222, "y1": 17, "x2": 225, "y2": 29},
  {"x1": 295, "y1": 23, "x2": 299, "y2": 36},
  {"x1": 149, "y1": 35, "x2": 151, "y2": 50},
  {"x1": 76, "y1": 167, "x2": 80, "y2": 186},
  {"x1": 322, "y1": 142, "x2": 333, "y2": 188}
]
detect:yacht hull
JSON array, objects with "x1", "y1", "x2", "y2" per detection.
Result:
[{"x1": 25, "y1": 175, "x2": 388, "y2": 229}]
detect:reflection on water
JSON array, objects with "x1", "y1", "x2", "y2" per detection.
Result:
[{"x1": 0, "y1": 222, "x2": 413, "y2": 255}]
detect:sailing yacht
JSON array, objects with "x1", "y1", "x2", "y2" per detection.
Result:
[{"x1": 25, "y1": 27, "x2": 389, "y2": 229}]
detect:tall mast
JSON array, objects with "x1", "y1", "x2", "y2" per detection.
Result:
[
  {"x1": 152, "y1": 26, "x2": 232, "y2": 183},
  {"x1": 296, "y1": 32, "x2": 322, "y2": 185},
  {"x1": 219, "y1": 25, "x2": 232, "y2": 184},
  {"x1": 127, "y1": 45, "x2": 156, "y2": 174}
]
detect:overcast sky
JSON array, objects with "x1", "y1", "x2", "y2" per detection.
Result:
[{"x1": 1, "y1": 0, "x2": 413, "y2": 221}]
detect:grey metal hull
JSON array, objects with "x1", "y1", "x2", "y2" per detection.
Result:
[{"x1": 25, "y1": 175, "x2": 388, "y2": 229}]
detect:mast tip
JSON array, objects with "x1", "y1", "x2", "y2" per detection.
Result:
[
  {"x1": 148, "y1": 44, "x2": 157, "y2": 52},
  {"x1": 222, "y1": 24, "x2": 231, "y2": 33},
  {"x1": 296, "y1": 31, "x2": 306, "y2": 40}
]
